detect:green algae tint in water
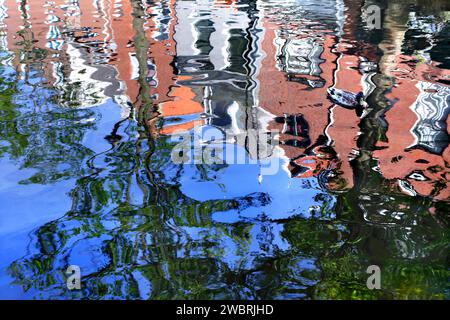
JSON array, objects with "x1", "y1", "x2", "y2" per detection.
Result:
[{"x1": 0, "y1": 0, "x2": 448, "y2": 299}]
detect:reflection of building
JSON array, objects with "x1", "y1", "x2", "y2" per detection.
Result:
[
  {"x1": 256, "y1": 0, "x2": 370, "y2": 189},
  {"x1": 153, "y1": 0, "x2": 205, "y2": 134},
  {"x1": 1, "y1": 0, "x2": 130, "y2": 108},
  {"x1": 374, "y1": 5, "x2": 450, "y2": 201},
  {"x1": 255, "y1": 0, "x2": 449, "y2": 201},
  {"x1": 374, "y1": 56, "x2": 450, "y2": 201},
  {"x1": 161, "y1": 0, "x2": 271, "y2": 148},
  {"x1": 1, "y1": 0, "x2": 448, "y2": 200}
]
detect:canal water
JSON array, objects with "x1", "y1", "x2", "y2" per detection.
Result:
[{"x1": 0, "y1": 0, "x2": 448, "y2": 299}]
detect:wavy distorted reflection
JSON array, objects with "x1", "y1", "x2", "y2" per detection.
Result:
[{"x1": 0, "y1": 0, "x2": 448, "y2": 299}]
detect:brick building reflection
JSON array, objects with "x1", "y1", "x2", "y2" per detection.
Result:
[
  {"x1": 0, "y1": 0, "x2": 448, "y2": 200},
  {"x1": 374, "y1": 4, "x2": 450, "y2": 201},
  {"x1": 256, "y1": 0, "x2": 449, "y2": 201},
  {"x1": 257, "y1": 0, "x2": 373, "y2": 191}
]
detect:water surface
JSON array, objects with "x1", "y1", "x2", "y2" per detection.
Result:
[{"x1": 0, "y1": 0, "x2": 449, "y2": 299}]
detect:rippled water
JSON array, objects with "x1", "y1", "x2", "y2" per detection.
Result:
[{"x1": 0, "y1": 0, "x2": 448, "y2": 299}]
